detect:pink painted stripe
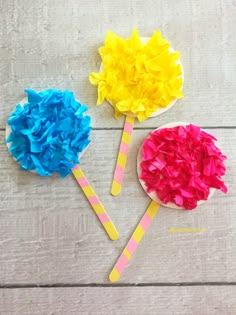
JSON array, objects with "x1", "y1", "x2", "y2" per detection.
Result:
[
  {"x1": 72, "y1": 164, "x2": 80, "y2": 171},
  {"x1": 124, "y1": 121, "x2": 134, "y2": 134},
  {"x1": 87, "y1": 195, "x2": 100, "y2": 205},
  {"x1": 120, "y1": 142, "x2": 129, "y2": 155},
  {"x1": 97, "y1": 213, "x2": 110, "y2": 223},
  {"x1": 126, "y1": 237, "x2": 138, "y2": 255},
  {"x1": 77, "y1": 176, "x2": 89, "y2": 188},
  {"x1": 139, "y1": 213, "x2": 152, "y2": 231},
  {"x1": 115, "y1": 253, "x2": 129, "y2": 273},
  {"x1": 113, "y1": 164, "x2": 124, "y2": 184}
]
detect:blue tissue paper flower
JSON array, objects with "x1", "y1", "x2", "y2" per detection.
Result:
[{"x1": 6, "y1": 89, "x2": 92, "y2": 177}]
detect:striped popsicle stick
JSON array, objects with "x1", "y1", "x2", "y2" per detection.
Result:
[
  {"x1": 109, "y1": 200, "x2": 160, "y2": 282},
  {"x1": 111, "y1": 115, "x2": 135, "y2": 196},
  {"x1": 72, "y1": 164, "x2": 119, "y2": 241}
]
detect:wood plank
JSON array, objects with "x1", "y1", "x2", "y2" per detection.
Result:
[
  {"x1": 0, "y1": 129, "x2": 235, "y2": 284},
  {"x1": 1, "y1": 0, "x2": 236, "y2": 128},
  {"x1": 0, "y1": 286, "x2": 236, "y2": 314}
]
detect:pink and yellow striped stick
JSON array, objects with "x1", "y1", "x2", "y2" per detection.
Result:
[
  {"x1": 111, "y1": 115, "x2": 135, "y2": 196},
  {"x1": 72, "y1": 164, "x2": 119, "y2": 240},
  {"x1": 109, "y1": 200, "x2": 160, "y2": 282}
]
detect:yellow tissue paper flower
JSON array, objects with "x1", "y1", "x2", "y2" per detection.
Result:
[{"x1": 89, "y1": 29, "x2": 184, "y2": 122}]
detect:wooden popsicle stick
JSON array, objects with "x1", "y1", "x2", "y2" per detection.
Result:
[
  {"x1": 72, "y1": 164, "x2": 119, "y2": 241},
  {"x1": 109, "y1": 200, "x2": 160, "y2": 282},
  {"x1": 111, "y1": 115, "x2": 135, "y2": 196}
]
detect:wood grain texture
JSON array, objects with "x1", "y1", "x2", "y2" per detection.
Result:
[
  {"x1": 0, "y1": 286, "x2": 236, "y2": 315},
  {"x1": 0, "y1": 0, "x2": 236, "y2": 128},
  {"x1": 0, "y1": 129, "x2": 235, "y2": 284}
]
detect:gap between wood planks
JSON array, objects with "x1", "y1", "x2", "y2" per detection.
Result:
[
  {"x1": 0, "y1": 282, "x2": 236, "y2": 289},
  {"x1": 1, "y1": 127, "x2": 236, "y2": 132}
]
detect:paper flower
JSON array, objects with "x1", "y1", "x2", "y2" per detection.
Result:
[
  {"x1": 89, "y1": 29, "x2": 184, "y2": 121},
  {"x1": 140, "y1": 124, "x2": 227, "y2": 210},
  {"x1": 6, "y1": 89, "x2": 91, "y2": 177}
]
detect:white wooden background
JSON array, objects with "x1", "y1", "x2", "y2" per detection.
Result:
[{"x1": 0, "y1": 0, "x2": 236, "y2": 314}]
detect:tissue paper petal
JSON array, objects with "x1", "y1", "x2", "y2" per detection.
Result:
[
  {"x1": 140, "y1": 124, "x2": 227, "y2": 210},
  {"x1": 6, "y1": 89, "x2": 91, "y2": 177},
  {"x1": 89, "y1": 29, "x2": 184, "y2": 121}
]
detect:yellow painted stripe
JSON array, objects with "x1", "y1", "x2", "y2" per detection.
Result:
[
  {"x1": 123, "y1": 248, "x2": 132, "y2": 260},
  {"x1": 103, "y1": 222, "x2": 120, "y2": 241},
  {"x1": 111, "y1": 180, "x2": 121, "y2": 196},
  {"x1": 109, "y1": 268, "x2": 120, "y2": 282},
  {"x1": 82, "y1": 186, "x2": 96, "y2": 197},
  {"x1": 126, "y1": 116, "x2": 135, "y2": 125},
  {"x1": 168, "y1": 228, "x2": 206, "y2": 233},
  {"x1": 91, "y1": 204, "x2": 106, "y2": 214},
  {"x1": 122, "y1": 131, "x2": 132, "y2": 144},
  {"x1": 146, "y1": 201, "x2": 160, "y2": 218},
  {"x1": 117, "y1": 152, "x2": 127, "y2": 168},
  {"x1": 72, "y1": 168, "x2": 84, "y2": 179},
  {"x1": 132, "y1": 225, "x2": 145, "y2": 243}
]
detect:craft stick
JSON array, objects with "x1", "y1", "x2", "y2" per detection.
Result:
[
  {"x1": 109, "y1": 200, "x2": 160, "y2": 282},
  {"x1": 72, "y1": 164, "x2": 119, "y2": 240},
  {"x1": 111, "y1": 115, "x2": 135, "y2": 196}
]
